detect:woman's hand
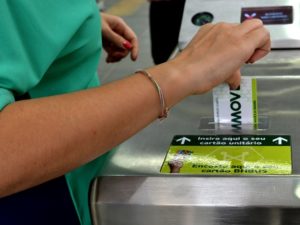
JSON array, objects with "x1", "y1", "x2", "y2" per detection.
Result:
[
  {"x1": 171, "y1": 19, "x2": 270, "y2": 94},
  {"x1": 101, "y1": 13, "x2": 139, "y2": 63}
]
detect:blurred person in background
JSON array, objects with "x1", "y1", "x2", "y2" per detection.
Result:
[{"x1": 149, "y1": 0, "x2": 186, "y2": 64}]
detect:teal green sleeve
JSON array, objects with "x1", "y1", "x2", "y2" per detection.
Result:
[
  {"x1": 0, "y1": 0, "x2": 96, "y2": 109},
  {"x1": 1, "y1": 2, "x2": 104, "y2": 225}
]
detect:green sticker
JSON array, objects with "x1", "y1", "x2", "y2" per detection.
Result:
[{"x1": 160, "y1": 135, "x2": 292, "y2": 175}]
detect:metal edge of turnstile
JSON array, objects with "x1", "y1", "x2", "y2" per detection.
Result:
[
  {"x1": 90, "y1": 71, "x2": 300, "y2": 225},
  {"x1": 90, "y1": 73, "x2": 300, "y2": 225},
  {"x1": 91, "y1": 175, "x2": 300, "y2": 225}
]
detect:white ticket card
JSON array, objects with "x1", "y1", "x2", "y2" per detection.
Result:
[{"x1": 213, "y1": 77, "x2": 258, "y2": 129}]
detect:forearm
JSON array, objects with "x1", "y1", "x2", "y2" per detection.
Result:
[
  {"x1": 0, "y1": 64, "x2": 184, "y2": 197},
  {"x1": 0, "y1": 19, "x2": 271, "y2": 197}
]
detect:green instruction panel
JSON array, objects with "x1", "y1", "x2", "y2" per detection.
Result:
[{"x1": 160, "y1": 135, "x2": 292, "y2": 175}]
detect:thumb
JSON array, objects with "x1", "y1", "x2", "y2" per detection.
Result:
[{"x1": 226, "y1": 69, "x2": 241, "y2": 90}]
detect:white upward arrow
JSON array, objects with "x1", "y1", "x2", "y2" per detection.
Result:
[
  {"x1": 176, "y1": 137, "x2": 191, "y2": 145},
  {"x1": 272, "y1": 137, "x2": 288, "y2": 145}
]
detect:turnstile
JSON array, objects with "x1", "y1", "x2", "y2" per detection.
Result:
[
  {"x1": 91, "y1": 1, "x2": 300, "y2": 224},
  {"x1": 178, "y1": 0, "x2": 300, "y2": 50}
]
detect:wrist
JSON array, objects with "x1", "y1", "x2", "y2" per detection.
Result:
[
  {"x1": 146, "y1": 62, "x2": 191, "y2": 110},
  {"x1": 168, "y1": 54, "x2": 217, "y2": 95}
]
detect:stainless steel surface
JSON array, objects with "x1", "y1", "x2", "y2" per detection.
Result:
[
  {"x1": 92, "y1": 176, "x2": 300, "y2": 225},
  {"x1": 92, "y1": 65, "x2": 300, "y2": 224},
  {"x1": 92, "y1": 2, "x2": 300, "y2": 223},
  {"x1": 98, "y1": 74, "x2": 300, "y2": 176},
  {"x1": 242, "y1": 50, "x2": 300, "y2": 75},
  {"x1": 178, "y1": 0, "x2": 300, "y2": 49}
]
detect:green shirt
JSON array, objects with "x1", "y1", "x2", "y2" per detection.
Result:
[{"x1": 0, "y1": 1, "x2": 106, "y2": 224}]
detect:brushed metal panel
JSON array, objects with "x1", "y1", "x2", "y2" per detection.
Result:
[
  {"x1": 91, "y1": 176, "x2": 300, "y2": 225},
  {"x1": 91, "y1": 74, "x2": 300, "y2": 224},
  {"x1": 97, "y1": 75, "x2": 300, "y2": 176}
]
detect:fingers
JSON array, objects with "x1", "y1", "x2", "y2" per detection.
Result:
[
  {"x1": 237, "y1": 19, "x2": 271, "y2": 63},
  {"x1": 247, "y1": 47, "x2": 270, "y2": 64},
  {"x1": 106, "y1": 51, "x2": 128, "y2": 63},
  {"x1": 101, "y1": 13, "x2": 139, "y2": 62},
  {"x1": 103, "y1": 25, "x2": 130, "y2": 49},
  {"x1": 128, "y1": 35, "x2": 139, "y2": 61},
  {"x1": 225, "y1": 70, "x2": 241, "y2": 90},
  {"x1": 236, "y1": 19, "x2": 264, "y2": 35},
  {"x1": 226, "y1": 20, "x2": 269, "y2": 88},
  {"x1": 244, "y1": 27, "x2": 271, "y2": 63},
  {"x1": 118, "y1": 22, "x2": 139, "y2": 61}
]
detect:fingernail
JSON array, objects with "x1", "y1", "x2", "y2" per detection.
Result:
[
  {"x1": 123, "y1": 41, "x2": 132, "y2": 49},
  {"x1": 230, "y1": 85, "x2": 240, "y2": 90}
]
